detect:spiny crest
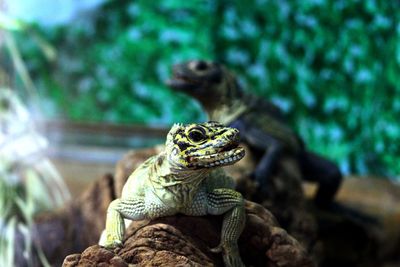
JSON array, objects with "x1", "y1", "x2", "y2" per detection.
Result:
[
  {"x1": 166, "y1": 123, "x2": 184, "y2": 146},
  {"x1": 219, "y1": 67, "x2": 244, "y2": 101}
]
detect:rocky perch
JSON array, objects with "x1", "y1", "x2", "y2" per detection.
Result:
[
  {"x1": 62, "y1": 201, "x2": 313, "y2": 267},
  {"x1": 28, "y1": 147, "x2": 400, "y2": 267}
]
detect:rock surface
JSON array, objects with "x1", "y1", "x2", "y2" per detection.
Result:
[
  {"x1": 29, "y1": 147, "x2": 400, "y2": 267},
  {"x1": 63, "y1": 201, "x2": 313, "y2": 267},
  {"x1": 108, "y1": 148, "x2": 400, "y2": 267}
]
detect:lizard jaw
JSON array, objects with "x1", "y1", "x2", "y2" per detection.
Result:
[
  {"x1": 166, "y1": 60, "x2": 222, "y2": 92},
  {"x1": 166, "y1": 71, "x2": 203, "y2": 91},
  {"x1": 191, "y1": 147, "x2": 245, "y2": 168}
]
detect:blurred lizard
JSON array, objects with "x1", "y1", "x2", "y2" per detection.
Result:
[{"x1": 167, "y1": 60, "x2": 342, "y2": 208}]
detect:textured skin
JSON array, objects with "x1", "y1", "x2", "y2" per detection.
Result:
[
  {"x1": 99, "y1": 122, "x2": 246, "y2": 267},
  {"x1": 167, "y1": 60, "x2": 342, "y2": 207}
]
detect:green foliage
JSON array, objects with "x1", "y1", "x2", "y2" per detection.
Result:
[
  {"x1": 15, "y1": 0, "x2": 211, "y2": 124},
  {"x1": 11, "y1": 0, "x2": 400, "y2": 178},
  {"x1": 0, "y1": 162, "x2": 52, "y2": 266},
  {"x1": 213, "y1": 0, "x2": 400, "y2": 177}
]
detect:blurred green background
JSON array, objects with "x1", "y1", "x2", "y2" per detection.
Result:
[{"x1": 2, "y1": 0, "x2": 400, "y2": 178}]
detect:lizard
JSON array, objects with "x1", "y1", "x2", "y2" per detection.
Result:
[
  {"x1": 166, "y1": 60, "x2": 343, "y2": 208},
  {"x1": 99, "y1": 121, "x2": 246, "y2": 267}
]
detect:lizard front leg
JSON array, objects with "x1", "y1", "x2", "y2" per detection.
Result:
[
  {"x1": 99, "y1": 197, "x2": 146, "y2": 248},
  {"x1": 207, "y1": 189, "x2": 246, "y2": 267},
  {"x1": 248, "y1": 135, "x2": 282, "y2": 194}
]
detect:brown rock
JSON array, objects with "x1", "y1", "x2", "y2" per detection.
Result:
[
  {"x1": 62, "y1": 254, "x2": 81, "y2": 267},
  {"x1": 32, "y1": 147, "x2": 400, "y2": 266},
  {"x1": 63, "y1": 201, "x2": 314, "y2": 267},
  {"x1": 62, "y1": 246, "x2": 128, "y2": 267}
]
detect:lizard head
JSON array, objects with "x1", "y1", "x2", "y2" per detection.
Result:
[
  {"x1": 166, "y1": 60, "x2": 242, "y2": 110},
  {"x1": 166, "y1": 121, "x2": 245, "y2": 170},
  {"x1": 167, "y1": 60, "x2": 223, "y2": 93}
]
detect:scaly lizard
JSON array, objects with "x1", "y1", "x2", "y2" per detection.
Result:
[
  {"x1": 167, "y1": 60, "x2": 342, "y2": 208},
  {"x1": 99, "y1": 121, "x2": 246, "y2": 267}
]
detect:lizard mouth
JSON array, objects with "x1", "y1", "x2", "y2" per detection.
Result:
[
  {"x1": 166, "y1": 71, "x2": 203, "y2": 91},
  {"x1": 166, "y1": 61, "x2": 223, "y2": 91},
  {"x1": 220, "y1": 142, "x2": 239, "y2": 152},
  {"x1": 191, "y1": 142, "x2": 245, "y2": 168}
]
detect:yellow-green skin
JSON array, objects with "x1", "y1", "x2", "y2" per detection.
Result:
[{"x1": 99, "y1": 121, "x2": 246, "y2": 267}]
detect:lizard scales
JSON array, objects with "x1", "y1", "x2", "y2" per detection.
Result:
[{"x1": 100, "y1": 121, "x2": 247, "y2": 267}]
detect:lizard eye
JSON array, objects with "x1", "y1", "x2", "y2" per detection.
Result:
[
  {"x1": 194, "y1": 60, "x2": 208, "y2": 71},
  {"x1": 189, "y1": 60, "x2": 209, "y2": 72},
  {"x1": 188, "y1": 128, "x2": 206, "y2": 142}
]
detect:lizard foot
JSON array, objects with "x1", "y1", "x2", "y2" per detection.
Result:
[
  {"x1": 209, "y1": 244, "x2": 223, "y2": 253},
  {"x1": 99, "y1": 233, "x2": 123, "y2": 249},
  {"x1": 210, "y1": 243, "x2": 245, "y2": 267}
]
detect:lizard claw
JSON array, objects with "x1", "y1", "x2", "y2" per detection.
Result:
[
  {"x1": 209, "y1": 244, "x2": 223, "y2": 253},
  {"x1": 209, "y1": 243, "x2": 245, "y2": 267}
]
